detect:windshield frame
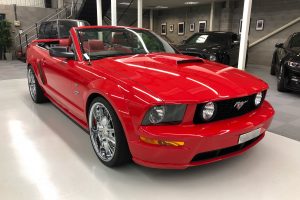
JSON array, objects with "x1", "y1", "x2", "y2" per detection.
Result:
[{"x1": 76, "y1": 27, "x2": 178, "y2": 60}]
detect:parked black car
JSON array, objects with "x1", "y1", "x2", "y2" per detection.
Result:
[
  {"x1": 38, "y1": 19, "x2": 90, "y2": 39},
  {"x1": 177, "y1": 32, "x2": 240, "y2": 66},
  {"x1": 271, "y1": 32, "x2": 300, "y2": 92}
]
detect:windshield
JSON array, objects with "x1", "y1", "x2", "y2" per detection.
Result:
[
  {"x1": 77, "y1": 28, "x2": 176, "y2": 60},
  {"x1": 59, "y1": 21, "x2": 89, "y2": 38},
  {"x1": 290, "y1": 34, "x2": 300, "y2": 48},
  {"x1": 185, "y1": 33, "x2": 229, "y2": 46}
]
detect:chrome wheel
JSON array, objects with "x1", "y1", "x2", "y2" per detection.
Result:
[
  {"x1": 27, "y1": 68, "x2": 37, "y2": 100},
  {"x1": 89, "y1": 102, "x2": 116, "y2": 162}
]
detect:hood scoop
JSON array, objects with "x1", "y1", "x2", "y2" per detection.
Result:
[{"x1": 176, "y1": 58, "x2": 204, "y2": 65}]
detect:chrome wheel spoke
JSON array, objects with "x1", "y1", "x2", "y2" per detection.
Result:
[
  {"x1": 89, "y1": 102, "x2": 116, "y2": 162},
  {"x1": 27, "y1": 69, "x2": 37, "y2": 99}
]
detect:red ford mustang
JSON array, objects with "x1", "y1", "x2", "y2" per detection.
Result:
[{"x1": 26, "y1": 26, "x2": 274, "y2": 169}]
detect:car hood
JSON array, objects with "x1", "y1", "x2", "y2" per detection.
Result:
[{"x1": 93, "y1": 53, "x2": 268, "y2": 103}]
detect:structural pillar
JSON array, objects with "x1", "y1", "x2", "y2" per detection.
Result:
[
  {"x1": 58, "y1": 0, "x2": 64, "y2": 8},
  {"x1": 111, "y1": 0, "x2": 117, "y2": 26},
  {"x1": 209, "y1": 0, "x2": 215, "y2": 31},
  {"x1": 96, "y1": 0, "x2": 102, "y2": 26},
  {"x1": 137, "y1": 0, "x2": 143, "y2": 28},
  {"x1": 149, "y1": 9, "x2": 153, "y2": 30},
  {"x1": 238, "y1": 0, "x2": 252, "y2": 70}
]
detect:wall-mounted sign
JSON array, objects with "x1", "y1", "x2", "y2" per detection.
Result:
[{"x1": 14, "y1": 20, "x2": 21, "y2": 27}]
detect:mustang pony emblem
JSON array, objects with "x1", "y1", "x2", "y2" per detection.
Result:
[{"x1": 234, "y1": 100, "x2": 248, "y2": 110}]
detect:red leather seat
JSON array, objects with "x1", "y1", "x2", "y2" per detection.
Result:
[
  {"x1": 112, "y1": 33, "x2": 132, "y2": 53},
  {"x1": 83, "y1": 40, "x2": 105, "y2": 52},
  {"x1": 59, "y1": 37, "x2": 72, "y2": 47}
]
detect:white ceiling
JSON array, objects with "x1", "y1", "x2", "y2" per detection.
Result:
[{"x1": 118, "y1": 0, "x2": 227, "y2": 9}]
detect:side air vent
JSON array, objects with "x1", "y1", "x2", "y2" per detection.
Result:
[{"x1": 176, "y1": 59, "x2": 204, "y2": 65}]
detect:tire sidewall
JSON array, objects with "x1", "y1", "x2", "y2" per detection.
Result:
[{"x1": 88, "y1": 97, "x2": 129, "y2": 167}]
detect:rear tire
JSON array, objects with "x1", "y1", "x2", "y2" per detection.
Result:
[
  {"x1": 27, "y1": 66, "x2": 47, "y2": 103},
  {"x1": 88, "y1": 97, "x2": 131, "y2": 167}
]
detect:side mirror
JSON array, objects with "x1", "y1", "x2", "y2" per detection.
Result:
[
  {"x1": 275, "y1": 43, "x2": 283, "y2": 48},
  {"x1": 49, "y1": 47, "x2": 74, "y2": 59}
]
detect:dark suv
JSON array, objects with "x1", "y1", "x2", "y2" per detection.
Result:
[{"x1": 38, "y1": 19, "x2": 90, "y2": 39}]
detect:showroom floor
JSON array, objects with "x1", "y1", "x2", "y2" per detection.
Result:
[{"x1": 0, "y1": 61, "x2": 300, "y2": 200}]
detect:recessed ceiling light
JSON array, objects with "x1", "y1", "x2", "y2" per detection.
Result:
[
  {"x1": 119, "y1": 2, "x2": 130, "y2": 6},
  {"x1": 184, "y1": 1, "x2": 199, "y2": 5},
  {"x1": 155, "y1": 5, "x2": 168, "y2": 9}
]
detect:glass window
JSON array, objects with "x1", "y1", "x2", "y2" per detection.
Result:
[
  {"x1": 58, "y1": 20, "x2": 90, "y2": 39},
  {"x1": 38, "y1": 23, "x2": 46, "y2": 39},
  {"x1": 185, "y1": 33, "x2": 230, "y2": 46},
  {"x1": 43, "y1": 21, "x2": 58, "y2": 39},
  {"x1": 77, "y1": 28, "x2": 176, "y2": 60},
  {"x1": 290, "y1": 34, "x2": 300, "y2": 48},
  {"x1": 0, "y1": 14, "x2": 5, "y2": 21}
]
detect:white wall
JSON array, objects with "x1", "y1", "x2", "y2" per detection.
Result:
[{"x1": 0, "y1": 0, "x2": 45, "y2": 7}]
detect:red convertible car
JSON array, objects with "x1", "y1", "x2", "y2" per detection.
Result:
[{"x1": 26, "y1": 26, "x2": 274, "y2": 169}]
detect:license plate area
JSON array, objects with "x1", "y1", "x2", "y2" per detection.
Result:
[{"x1": 238, "y1": 128, "x2": 261, "y2": 144}]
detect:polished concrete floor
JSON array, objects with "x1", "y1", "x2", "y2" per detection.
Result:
[
  {"x1": 1, "y1": 78, "x2": 300, "y2": 200},
  {"x1": 247, "y1": 65, "x2": 300, "y2": 141},
  {"x1": 1, "y1": 61, "x2": 300, "y2": 199}
]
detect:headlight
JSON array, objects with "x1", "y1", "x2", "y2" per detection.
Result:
[
  {"x1": 254, "y1": 92, "x2": 263, "y2": 106},
  {"x1": 287, "y1": 61, "x2": 300, "y2": 68},
  {"x1": 202, "y1": 102, "x2": 217, "y2": 121},
  {"x1": 209, "y1": 55, "x2": 217, "y2": 61},
  {"x1": 142, "y1": 105, "x2": 187, "y2": 125}
]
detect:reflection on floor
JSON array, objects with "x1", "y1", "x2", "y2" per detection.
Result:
[
  {"x1": 247, "y1": 65, "x2": 300, "y2": 141},
  {"x1": 0, "y1": 78, "x2": 300, "y2": 200}
]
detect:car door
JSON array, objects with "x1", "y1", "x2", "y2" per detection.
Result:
[
  {"x1": 276, "y1": 35, "x2": 292, "y2": 71},
  {"x1": 42, "y1": 39, "x2": 88, "y2": 121}
]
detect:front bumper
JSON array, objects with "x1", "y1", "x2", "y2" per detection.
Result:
[
  {"x1": 285, "y1": 66, "x2": 300, "y2": 91},
  {"x1": 129, "y1": 101, "x2": 274, "y2": 169}
]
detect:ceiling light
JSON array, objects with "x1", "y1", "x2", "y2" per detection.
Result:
[
  {"x1": 184, "y1": 1, "x2": 199, "y2": 5},
  {"x1": 155, "y1": 5, "x2": 168, "y2": 9}
]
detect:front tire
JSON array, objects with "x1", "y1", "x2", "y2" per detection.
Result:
[
  {"x1": 27, "y1": 66, "x2": 47, "y2": 103},
  {"x1": 88, "y1": 97, "x2": 130, "y2": 167},
  {"x1": 277, "y1": 64, "x2": 287, "y2": 92},
  {"x1": 270, "y1": 55, "x2": 276, "y2": 75}
]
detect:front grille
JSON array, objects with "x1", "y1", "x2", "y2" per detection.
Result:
[
  {"x1": 193, "y1": 91, "x2": 266, "y2": 124},
  {"x1": 191, "y1": 135, "x2": 262, "y2": 162}
]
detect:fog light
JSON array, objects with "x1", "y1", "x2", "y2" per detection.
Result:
[{"x1": 140, "y1": 136, "x2": 184, "y2": 147}]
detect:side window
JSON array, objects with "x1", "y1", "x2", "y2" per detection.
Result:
[
  {"x1": 283, "y1": 35, "x2": 292, "y2": 48},
  {"x1": 44, "y1": 22, "x2": 52, "y2": 39},
  {"x1": 38, "y1": 23, "x2": 46, "y2": 39},
  {"x1": 51, "y1": 21, "x2": 58, "y2": 38},
  {"x1": 290, "y1": 34, "x2": 300, "y2": 48},
  {"x1": 44, "y1": 22, "x2": 58, "y2": 39}
]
